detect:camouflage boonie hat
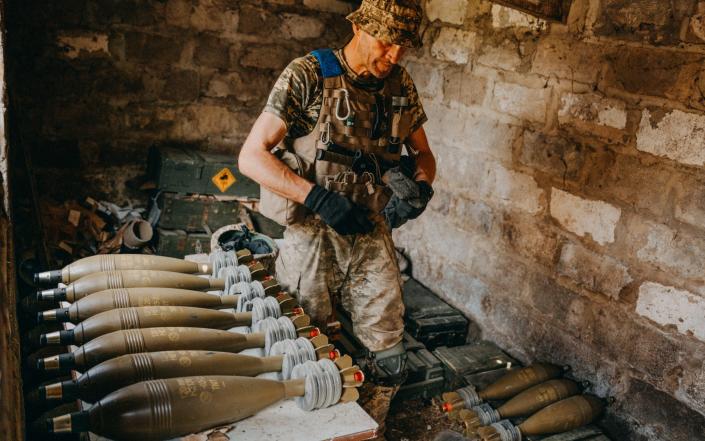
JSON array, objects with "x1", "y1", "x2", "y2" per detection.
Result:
[{"x1": 347, "y1": 0, "x2": 423, "y2": 49}]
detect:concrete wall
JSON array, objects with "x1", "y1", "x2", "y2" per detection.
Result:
[
  {"x1": 5, "y1": 0, "x2": 353, "y2": 201},
  {"x1": 394, "y1": 1, "x2": 705, "y2": 439}
]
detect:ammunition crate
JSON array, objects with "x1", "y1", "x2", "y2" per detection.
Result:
[
  {"x1": 403, "y1": 279, "x2": 468, "y2": 350},
  {"x1": 148, "y1": 146, "x2": 259, "y2": 197},
  {"x1": 433, "y1": 342, "x2": 518, "y2": 390},
  {"x1": 398, "y1": 333, "x2": 445, "y2": 401},
  {"x1": 155, "y1": 192, "x2": 240, "y2": 232},
  {"x1": 156, "y1": 229, "x2": 211, "y2": 258}
]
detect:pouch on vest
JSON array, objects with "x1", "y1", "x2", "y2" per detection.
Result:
[
  {"x1": 259, "y1": 147, "x2": 312, "y2": 226},
  {"x1": 322, "y1": 170, "x2": 392, "y2": 214}
]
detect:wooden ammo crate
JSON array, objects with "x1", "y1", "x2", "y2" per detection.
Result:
[
  {"x1": 148, "y1": 146, "x2": 259, "y2": 197},
  {"x1": 156, "y1": 192, "x2": 240, "y2": 232}
]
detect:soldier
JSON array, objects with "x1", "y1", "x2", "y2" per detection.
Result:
[{"x1": 238, "y1": 0, "x2": 436, "y2": 436}]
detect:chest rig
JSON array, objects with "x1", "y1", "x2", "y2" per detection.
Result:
[{"x1": 290, "y1": 49, "x2": 414, "y2": 214}]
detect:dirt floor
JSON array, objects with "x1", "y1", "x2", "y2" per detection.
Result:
[{"x1": 386, "y1": 397, "x2": 466, "y2": 441}]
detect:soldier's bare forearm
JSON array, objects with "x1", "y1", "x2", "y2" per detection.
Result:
[
  {"x1": 239, "y1": 113, "x2": 314, "y2": 204},
  {"x1": 407, "y1": 126, "x2": 436, "y2": 183}
]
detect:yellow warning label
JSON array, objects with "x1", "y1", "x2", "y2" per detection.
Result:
[{"x1": 212, "y1": 167, "x2": 236, "y2": 193}]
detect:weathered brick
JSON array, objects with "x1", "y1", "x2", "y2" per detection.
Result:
[
  {"x1": 424, "y1": 102, "x2": 519, "y2": 162},
  {"x1": 674, "y1": 175, "x2": 705, "y2": 231},
  {"x1": 89, "y1": 0, "x2": 164, "y2": 27},
  {"x1": 531, "y1": 36, "x2": 603, "y2": 84},
  {"x1": 477, "y1": 40, "x2": 522, "y2": 71},
  {"x1": 620, "y1": 379, "x2": 705, "y2": 441},
  {"x1": 160, "y1": 69, "x2": 199, "y2": 102},
  {"x1": 558, "y1": 242, "x2": 632, "y2": 299},
  {"x1": 190, "y1": 4, "x2": 238, "y2": 33},
  {"x1": 558, "y1": 92, "x2": 627, "y2": 130},
  {"x1": 484, "y1": 162, "x2": 544, "y2": 214},
  {"x1": 204, "y1": 70, "x2": 274, "y2": 104},
  {"x1": 426, "y1": 0, "x2": 467, "y2": 25},
  {"x1": 450, "y1": 196, "x2": 496, "y2": 236},
  {"x1": 56, "y1": 33, "x2": 109, "y2": 59},
  {"x1": 204, "y1": 72, "x2": 239, "y2": 98},
  {"x1": 593, "y1": 0, "x2": 693, "y2": 45},
  {"x1": 550, "y1": 188, "x2": 621, "y2": 245},
  {"x1": 167, "y1": 104, "x2": 246, "y2": 140},
  {"x1": 238, "y1": 5, "x2": 281, "y2": 37},
  {"x1": 592, "y1": 307, "x2": 682, "y2": 380},
  {"x1": 194, "y1": 35, "x2": 230, "y2": 70},
  {"x1": 492, "y1": 82, "x2": 551, "y2": 123},
  {"x1": 165, "y1": 0, "x2": 191, "y2": 28},
  {"x1": 125, "y1": 32, "x2": 184, "y2": 65},
  {"x1": 402, "y1": 60, "x2": 444, "y2": 102},
  {"x1": 636, "y1": 109, "x2": 705, "y2": 167},
  {"x1": 491, "y1": 4, "x2": 547, "y2": 31},
  {"x1": 637, "y1": 282, "x2": 705, "y2": 341},
  {"x1": 303, "y1": 0, "x2": 354, "y2": 15},
  {"x1": 683, "y1": 2, "x2": 705, "y2": 45},
  {"x1": 634, "y1": 219, "x2": 705, "y2": 281},
  {"x1": 679, "y1": 351, "x2": 705, "y2": 415},
  {"x1": 519, "y1": 130, "x2": 587, "y2": 183},
  {"x1": 281, "y1": 13, "x2": 324, "y2": 40},
  {"x1": 604, "y1": 47, "x2": 704, "y2": 102},
  {"x1": 431, "y1": 28, "x2": 476, "y2": 64},
  {"x1": 437, "y1": 148, "x2": 544, "y2": 213},
  {"x1": 240, "y1": 44, "x2": 291, "y2": 71},
  {"x1": 502, "y1": 213, "x2": 561, "y2": 267},
  {"x1": 583, "y1": 150, "x2": 674, "y2": 219},
  {"x1": 442, "y1": 65, "x2": 489, "y2": 107},
  {"x1": 523, "y1": 274, "x2": 597, "y2": 345}
]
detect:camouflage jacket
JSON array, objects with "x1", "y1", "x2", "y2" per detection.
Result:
[{"x1": 263, "y1": 48, "x2": 427, "y2": 141}]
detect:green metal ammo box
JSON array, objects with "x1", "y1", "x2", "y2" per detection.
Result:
[
  {"x1": 148, "y1": 146, "x2": 259, "y2": 197},
  {"x1": 156, "y1": 229, "x2": 211, "y2": 258},
  {"x1": 156, "y1": 192, "x2": 240, "y2": 232}
]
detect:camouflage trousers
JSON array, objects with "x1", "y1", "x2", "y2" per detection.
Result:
[{"x1": 275, "y1": 218, "x2": 404, "y2": 352}]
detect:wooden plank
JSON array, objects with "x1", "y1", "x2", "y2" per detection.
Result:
[
  {"x1": 491, "y1": 0, "x2": 572, "y2": 22},
  {"x1": 0, "y1": 215, "x2": 24, "y2": 441},
  {"x1": 0, "y1": 0, "x2": 24, "y2": 437}
]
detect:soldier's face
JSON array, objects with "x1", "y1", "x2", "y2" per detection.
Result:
[{"x1": 357, "y1": 29, "x2": 406, "y2": 78}]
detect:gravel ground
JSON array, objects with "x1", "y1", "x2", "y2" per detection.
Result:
[{"x1": 386, "y1": 397, "x2": 466, "y2": 441}]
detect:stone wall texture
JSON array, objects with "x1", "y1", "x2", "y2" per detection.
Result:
[
  {"x1": 5, "y1": 0, "x2": 353, "y2": 201},
  {"x1": 4, "y1": 0, "x2": 705, "y2": 440},
  {"x1": 394, "y1": 1, "x2": 705, "y2": 440}
]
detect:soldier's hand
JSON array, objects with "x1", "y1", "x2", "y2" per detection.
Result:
[
  {"x1": 304, "y1": 185, "x2": 374, "y2": 235},
  {"x1": 383, "y1": 180, "x2": 433, "y2": 229}
]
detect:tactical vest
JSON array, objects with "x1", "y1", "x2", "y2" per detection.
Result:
[{"x1": 260, "y1": 48, "x2": 414, "y2": 226}]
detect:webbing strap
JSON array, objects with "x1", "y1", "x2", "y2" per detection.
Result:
[{"x1": 311, "y1": 49, "x2": 344, "y2": 78}]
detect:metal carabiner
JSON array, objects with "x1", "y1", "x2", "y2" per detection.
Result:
[
  {"x1": 320, "y1": 121, "x2": 331, "y2": 145},
  {"x1": 335, "y1": 89, "x2": 352, "y2": 121}
]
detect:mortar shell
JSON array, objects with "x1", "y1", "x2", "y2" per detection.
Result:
[{"x1": 37, "y1": 288, "x2": 238, "y2": 323}]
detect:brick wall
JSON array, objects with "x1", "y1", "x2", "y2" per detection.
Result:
[
  {"x1": 5, "y1": 0, "x2": 705, "y2": 439},
  {"x1": 394, "y1": 1, "x2": 705, "y2": 439},
  {"x1": 5, "y1": 0, "x2": 353, "y2": 201}
]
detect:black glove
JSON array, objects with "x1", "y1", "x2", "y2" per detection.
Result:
[
  {"x1": 383, "y1": 181, "x2": 433, "y2": 229},
  {"x1": 304, "y1": 185, "x2": 374, "y2": 235}
]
